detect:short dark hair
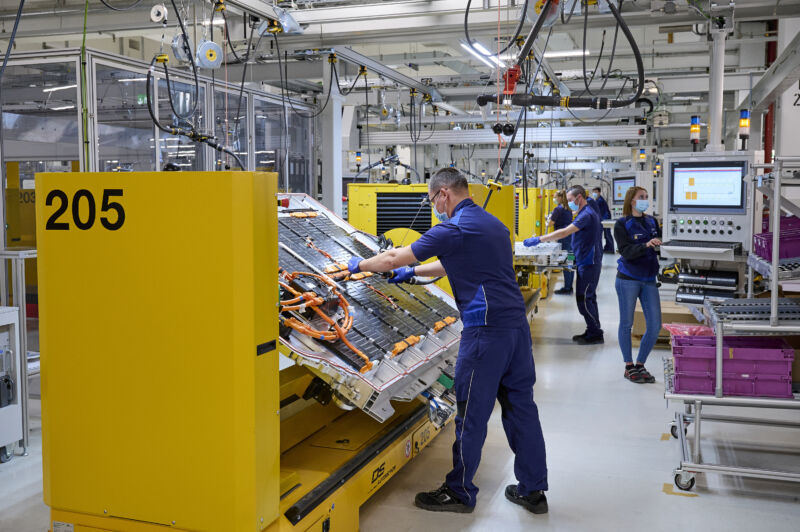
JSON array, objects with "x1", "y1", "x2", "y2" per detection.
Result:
[
  {"x1": 567, "y1": 185, "x2": 587, "y2": 200},
  {"x1": 592, "y1": 187, "x2": 601, "y2": 193},
  {"x1": 429, "y1": 167, "x2": 468, "y2": 194}
]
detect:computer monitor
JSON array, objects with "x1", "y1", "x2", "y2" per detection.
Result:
[
  {"x1": 612, "y1": 177, "x2": 635, "y2": 205},
  {"x1": 669, "y1": 160, "x2": 747, "y2": 213}
]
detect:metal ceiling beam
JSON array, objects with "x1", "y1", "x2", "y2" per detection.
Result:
[
  {"x1": 331, "y1": 46, "x2": 443, "y2": 102},
  {"x1": 366, "y1": 125, "x2": 646, "y2": 145},
  {"x1": 361, "y1": 107, "x2": 645, "y2": 126},
  {"x1": 469, "y1": 146, "x2": 634, "y2": 160}
]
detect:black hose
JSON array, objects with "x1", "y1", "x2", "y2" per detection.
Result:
[
  {"x1": 515, "y1": 0, "x2": 553, "y2": 67},
  {"x1": 146, "y1": 57, "x2": 245, "y2": 170},
  {"x1": 273, "y1": 34, "x2": 334, "y2": 119},
  {"x1": 221, "y1": 10, "x2": 245, "y2": 63},
  {"x1": 0, "y1": 0, "x2": 25, "y2": 83},
  {"x1": 166, "y1": 0, "x2": 199, "y2": 121},
  {"x1": 464, "y1": 0, "x2": 529, "y2": 56},
  {"x1": 99, "y1": 0, "x2": 143, "y2": 10},
  {"x1": 332, "y1": 64, "x2": 364, "y2": 96},
  {"x1": 605, "y1": 0, "x2": 644, "y2": 107}
]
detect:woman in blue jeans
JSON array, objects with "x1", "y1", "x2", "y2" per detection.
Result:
[
  {"x1": 547, "y1": 190, "x2": 575, "y2": 295},
  {"x1": 613, "y1": 186, "x2": 661, "y2": 383}
]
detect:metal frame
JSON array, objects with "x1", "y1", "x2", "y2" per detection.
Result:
[{"x1": 665, "y1": 156, "x2": 800, "y2": 491}]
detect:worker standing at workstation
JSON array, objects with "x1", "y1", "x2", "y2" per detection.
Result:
[
  {"x1": 347, "y1": 168, "x2": 549, "y2": 515},
  {"x1": 614, "y1": 186, "x2": 662, "y2": 384},
  {"x1": 525, "y1": 185, "x2": 604, "y2": 345},
  {"x1": 592, "y1": 187, "x2": 615, "y2": 253},
  {"x1": 547, "y1": 190, "x2": 575, "y2": 295}
]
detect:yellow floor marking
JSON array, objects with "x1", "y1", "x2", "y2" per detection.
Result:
[
  {"x1": 660, "y1": 433, "x2": 672, "y2": 441},
  {"x1": 663, "y1": 483, "x2": 699, "y2": 497}
]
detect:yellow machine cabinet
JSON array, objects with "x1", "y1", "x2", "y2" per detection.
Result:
[
  {"x1": 37, "y1": 172, "x2": 280, "y2": 532},
  {"x1": 515, "y1": 187, "x2": 543, "y2": 241}
]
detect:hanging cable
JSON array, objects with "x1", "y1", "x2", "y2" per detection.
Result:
[
  {"x1": 98, "y1": 0, "x2": 143, "y2": 10},
  {"x1": 162, "y1": 0, "x2": 200, "y2": 121},
  {"x1": 273, "y1": 34, "x2": 334, "y2": 119},
  {"x1": 146, "y1": 56, "x2": 245, "y2": 170},
  {"x1": 477, "y1": 0, "x2": 644, "y2": 110},
  {"x1": 464, "y1": 0, "x2": 529, "y2": 56},
  {"x1": 332, "y1": 63, "x2": 365, "y2": 96}
]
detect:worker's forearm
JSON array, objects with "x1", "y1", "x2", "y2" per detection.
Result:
[
  {"x1": 358, "y1": 248, "x2": 413, "y2": 273},
  {"x1": 414, "y1": 260, "x2": 446, "y2": 277},
  {"x1": 541, "y1": 227, "x2": 570, "y2": 242}
]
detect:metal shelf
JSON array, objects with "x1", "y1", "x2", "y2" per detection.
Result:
[
  {"x1": 747, "y1": 254, "x2": 800, "y2": 281},
  {"x1": 704, "y1": 297, "x2": 800, "y2": 333}
]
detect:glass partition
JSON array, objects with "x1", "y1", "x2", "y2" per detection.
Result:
[
  {"x1": 95, "y1": 64, "x2": 155, "y2": 171},
  {"x1": 213, "y1": 89, "x2": 248, "y2": 170},
  {"x1": 0, "y1": 60, "x2": 81, "y2": 307},
  {"x1": 286, "y1": 112, "x2": 313, "y2": 194},
  {"x1": 254, "y1": 98, "x2": 313, "y2": 193}
]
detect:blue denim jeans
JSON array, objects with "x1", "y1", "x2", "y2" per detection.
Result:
[{"x1": 615, "y1": 277, "x2": 662, "y2": 364}]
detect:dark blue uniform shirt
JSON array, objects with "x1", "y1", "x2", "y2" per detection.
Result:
[
  {"x1": 614, "y1": 215, "x2": 661, "y2": 282},
  {"x1": 571, "y1": 204, "x2": 602, "y2": 267},
  {"x1": 595, "y1": 195, "x2": 612, "y2": 221},
  {"x1": 411, "y1": 198, "x2": 526, "y2": 329},
  {"x1": 550, "y1": 204, "x2": 572, "y2": 231},
  {"x1": 585, "y1": 197, "x2": 601, "y2": 217}
]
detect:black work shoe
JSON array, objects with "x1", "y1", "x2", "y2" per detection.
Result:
[
  {"x1": 576, "y1": 334, "x2": 604, "y2": 345},
  {"x1": 572, "y1": 331, "x2": 589, "y2": 341},
  {"x1": 636, "y1": 365, "x2": 656, "y2": 383},
  {"x1": 624, "y1": 365, "x2": 645, "y2": 383},
  {"x1": 414, "y1": 484, "x2": 474, "y2": 513},
  {"x1": 554, "y1": 288, "x2": 573, "y2": 295},
  {"x1": 505, "y1": 485, "x2": 548, "y2": 514}
]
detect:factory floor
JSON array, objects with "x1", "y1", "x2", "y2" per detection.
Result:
[{"x1": 1, "y1": 254, "x2": 799, "y2": 532}]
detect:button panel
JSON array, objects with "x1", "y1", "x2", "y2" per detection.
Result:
[{"x1": 668, "y1": 215, "x2": 748, "y2": 244}]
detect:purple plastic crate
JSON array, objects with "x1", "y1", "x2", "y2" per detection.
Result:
[
  {"x1": 761, "y1": 215, "x2": 800, "y2": 232},
  {"x1": 672, "y1": 336, "x2": 794, "y2": 377},
  {"x1": 753, "y1": 230, "x2": 800, "y2": 260},
  {"x1": 673, "y1": 371, "x2": 793, "y2": 398}
]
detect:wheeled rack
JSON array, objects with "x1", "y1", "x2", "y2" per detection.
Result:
[{"x1": 664, "y1": 156, "x2": 800, "y2": 492}]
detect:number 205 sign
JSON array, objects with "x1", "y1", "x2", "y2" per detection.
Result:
[{"x1": 44, "y1": 189, "x2": 125, "y2": 231}]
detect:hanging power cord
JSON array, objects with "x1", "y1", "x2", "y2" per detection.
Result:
[
  {"x1": 464, "y1": 0, "x2": 529, "y2": 56},
  {"x1": 476, "y1": 0, "x2": 644, "y2": 110},
  {"x1": 98, "y1": 0, "x2": 143, "y2": 11},
  {"x1": 146, "y1": 55, "x2": 245, "y2": 169},
  {"x1": 273, "y1": 34, "x2": 334, "y2": 119},
  {"x1": 162, "y1": 0, "x2": 200, "y2": 121}
]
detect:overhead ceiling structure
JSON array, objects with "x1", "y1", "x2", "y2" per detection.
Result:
[{"x1": 2, "y1": 0, "x2": 799, "y2": 176}]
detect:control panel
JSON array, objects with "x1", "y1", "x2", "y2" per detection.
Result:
[{"x1": 661, "y1": 151, "x2": 762, "y2": 253}]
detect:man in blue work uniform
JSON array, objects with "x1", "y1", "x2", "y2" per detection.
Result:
[
  {"x1": 525, "y1": 185, "x2": 604, "y2": 344},
  {"x1": 592, "y1": 187, "x2": 615, "y2": 253},
  {"x1": 347, "y1": 168, "x2": 549, "y2": 515}
]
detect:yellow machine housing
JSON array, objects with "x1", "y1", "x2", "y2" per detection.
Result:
[
  {"x1": 515, "y1": 187, "x2": 544, "y2": 241},
  {"x1": 37, "y1": 172, "x2": 451, "y2": 532},
  {"x1": 347, "y1": 182, "x2": 515, "y2": 296}
]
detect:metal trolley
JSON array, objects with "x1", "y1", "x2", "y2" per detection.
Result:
[{"x1": 664, "y1": 157, "x2": 800, "y2": 491}]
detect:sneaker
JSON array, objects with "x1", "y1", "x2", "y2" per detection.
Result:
[
  {"x1": 575, "y1": 334, "x2": 604, "y2": 345},
  {"x1": 505, "y1": 485, "x2": 548, "y2": 514},
  {"x1": 624, "y1": 365, "x2": 645, "y2": 383},
  {"x1": 414, "y1": 484, "x2": 474, "y2": 513},
  {"x1": 636, "y1": 365, "x2": 656, "y2": 383},
  {"x1": 554, "y1": 288, "x2": 573, "y2": 295},
  {"x1": 572, "y1": 331, "x2": 589, "y2": 341}
]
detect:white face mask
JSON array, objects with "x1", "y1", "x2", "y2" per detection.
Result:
[{"x1": 591, "y1": 192, "x2": 599, "y2": 199}]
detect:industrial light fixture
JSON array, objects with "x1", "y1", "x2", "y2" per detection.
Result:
[
  {"x1": 119, "y1": 77, "x2": 147, "y2": 83},
  {"x1": 543, "y1": 49, "x2": 591, "y2": 58},
  {"x1": 42, "y1": 84, "x2": 77, "y2": 93},
  {"x1": 470, "y1": 42, "x2": 506, "y2": 68},
  {"x1": 51, "y1": 105, "x2": 76, "y2": 111},
  {"x1": 201, "y1": 19, "x2": 224, "y2": 26},
  {"x1": 690, "y1": 115, "x2": 701, "y2": 152},
  {"x1": 460, "y1": 42, "x2": 499, "y2": 69}
]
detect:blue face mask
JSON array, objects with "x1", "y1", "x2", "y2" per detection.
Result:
[
  {"x1": 568, "y1": 200, "x2": 579, "y2": 212},
  {"x1": 434, "y1": 208, "x2": 450, "y2": 222},
  {"x1": 635, "y1": 199, "x2": 649, "y2": 212},
  {"x1": 591, "y1": 192, "x2": 599, "y2": 199}
]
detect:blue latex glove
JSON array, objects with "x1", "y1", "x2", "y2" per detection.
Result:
[
  {"x1": 388, "y1": 266, "x2": 416, "y2": 284},
  {"x1": 524, "y1": 236, "x2": 541, "y2": 247},
  {"x1": 347, "y1": 256, "x2": 362, "y2": 274}
]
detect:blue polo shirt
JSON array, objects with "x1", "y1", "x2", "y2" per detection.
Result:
[
  {"x1": 550, "y1": 204, "x2": 573, "y2": 230},
  {"x1": 571, "y1": 204, "x2": 602, "y2": 267},
  {"x1": 410, "y1": 198, "x2": 526, "y2": 328}
]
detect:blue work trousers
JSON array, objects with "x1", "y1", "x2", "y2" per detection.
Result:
[
  {"x1": 559, "y1": 236, "x2": 574, "y2": 291},
  {"x1": 445, "y1": 323, "x2": 548, "y2": 506},
  {"x1": 575, "y1": 263, "x2": 603, "y2": 337},
  {"x1": 616, "y1": 277, "x2": 662, "y2": 364}
]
